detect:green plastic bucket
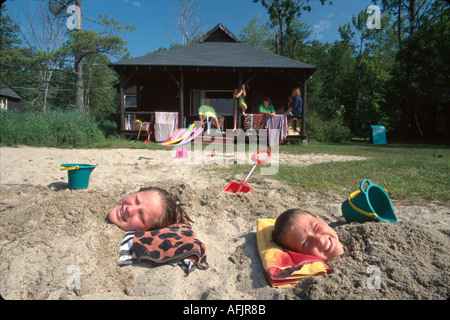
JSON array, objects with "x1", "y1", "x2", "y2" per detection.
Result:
[
  {"x1": 60, "y1": 163, "x2": 96, "y2": 189},
  {"x1": 341, "y1": 179, "x2": 397, "y2": 223}
]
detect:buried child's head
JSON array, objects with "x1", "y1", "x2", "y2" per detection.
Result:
[
  {"x1": 107, "y1": 187, "x2": 192, "y2": 231},
  {"x1": 272, "y1": 209, "x2": 344, "y2": 261}
]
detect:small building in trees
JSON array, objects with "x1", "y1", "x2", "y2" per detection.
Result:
[
  {"x1": 109, "y1": 23, "x2": 316, "y2": 141},
  {"x1": 0, "y1": 84, "x2": 23, "y2": 110}
]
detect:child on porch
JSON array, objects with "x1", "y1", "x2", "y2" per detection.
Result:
[{"x1": 233, "y1": 84, "x2": 248, "y2": 132}]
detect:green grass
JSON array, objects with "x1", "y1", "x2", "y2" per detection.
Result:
[
  {"x1": 283, "y1": 143, "x2": 449, "y2": 204},
  {"x1": 276, "y1": 154, "x2": 448, "y2": 204},
  {"x1": 213, "y1": 141, "x2": 450, "y2": 205}
]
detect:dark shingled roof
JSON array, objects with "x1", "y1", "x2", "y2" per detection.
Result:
[
  {"x1": 110, "y1": 24, "x2": 316, "y2": 74},
  {"x1": 0, "y1": 84, "x2": 23, "y2": 100}
]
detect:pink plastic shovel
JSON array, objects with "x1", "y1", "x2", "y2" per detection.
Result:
[{"x1": 223, "y1": 149, "x2": 271, "y2": 193}]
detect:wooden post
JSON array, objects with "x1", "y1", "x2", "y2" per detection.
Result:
[
  {"x1": 119, "y1": 74, "x2": 125, "y2": 132},
  {"x1": 301, "y1": 73, "x2": 307, "y2": 138},
  {"x1": 179, "y1": 70, "x2": 184, "y2": 126},
  {"x1": 238, "y1": 71, "x2": 243, "y2": 129}
]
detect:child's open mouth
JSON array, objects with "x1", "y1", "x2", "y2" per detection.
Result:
[
  {"x1": 118, "y1": 206, "x2": 126, "y2": 222},
  {"x1": 323, "y1": 238, "x2": 332, "y2": 252}
]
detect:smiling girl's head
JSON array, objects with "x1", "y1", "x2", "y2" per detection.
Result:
[
  {"x1": 272, "y1": 209, "x2": 344, "y2": 261},
  {"x1": 107, "y1": 187, "x2": 192, "y2": 231}
]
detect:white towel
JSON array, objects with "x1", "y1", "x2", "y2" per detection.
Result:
[{"x1": 154, "y1": 112, "x2": 178, "y2": 142}]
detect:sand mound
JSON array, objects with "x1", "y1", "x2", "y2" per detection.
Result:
[{"x1": 293, "y1": 221, "x2": 449, "y2": 299}]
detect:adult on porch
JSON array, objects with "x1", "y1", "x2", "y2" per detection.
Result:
[
  {"x1": 198, "y1": 98, "x2": 224, "y2": 131},
  {"x1": 285, "y1": 87, "x2": 303, "y2": 129}
]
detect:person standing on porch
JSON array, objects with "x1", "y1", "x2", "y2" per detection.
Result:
[{"x1": 232, "y1": 84, "x2": 248, "y2": 132}]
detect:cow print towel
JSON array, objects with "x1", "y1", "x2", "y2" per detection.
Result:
[{"x1": 118, "y1": 220, "x2": 208, "y2": 275}]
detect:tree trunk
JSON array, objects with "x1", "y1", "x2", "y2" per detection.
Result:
[
  {"x1": 355, "y1": 35, "x2": 363, "y2": 120},
  {"x1": 42, "y1": 82, "x2": 49, "y2": 113},
  {"x1": 397, "y1": 0, "x2": 402, "y2": 46},
  {"x1": 74, "y1": 0, "x2": 84, "y2": 110},
  {"x1": 401, "y1": 0, "x2": 418, "y2": 136},
  {"x1": 408, "y1": 0, "x2": 416, "y2": 35},
  {"x1": 42, "y1": 63, "x2": 49, "y2": 113},
  {"x1": 75, "y1": 56, "x2": 83, "y2": 110}
]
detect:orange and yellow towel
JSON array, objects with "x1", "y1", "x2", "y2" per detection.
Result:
[{"x1": 256, "y1": 219, "x2": 330, "y2": 288}]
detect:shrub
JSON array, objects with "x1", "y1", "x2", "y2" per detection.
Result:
[
  {"x1": 306, "y1": 111, "x2": 350, "y2": 143},
  {"x1": 0, "y1": 109, "x2": 105, "y2": 147}
]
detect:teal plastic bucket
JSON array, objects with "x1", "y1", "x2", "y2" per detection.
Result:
[
  {"x1": 341, "y1": 179, "x2": 397, "y2": 223},
  {"x1": 60, "y1": 163, "x2": 96, "y2": 189},
  {"x1": 371, "y1": 125, "x2": 387, "y2": 145}
]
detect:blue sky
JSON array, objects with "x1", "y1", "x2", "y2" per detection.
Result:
[
  {"x1": 7, "y1": 0, "x2": 376, "y2": 58},
  {"x1": 82, "y1": 0, "x2": 376, "y2": 58}
]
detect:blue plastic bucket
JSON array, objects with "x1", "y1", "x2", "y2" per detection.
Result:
[
  {"x1": 371, "y1": 125, "x2": 387, "y2": 145},
  {"x1": 341, "y1": 179, "x2": 397, "y2": 223},
  {"x1": 60, "y1": 163, "x2": 96, "y2": 189}
]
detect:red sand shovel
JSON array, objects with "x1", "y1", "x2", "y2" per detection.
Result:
[{"x1": 223, "y1": 149, "x2": 271, "y2": 193}]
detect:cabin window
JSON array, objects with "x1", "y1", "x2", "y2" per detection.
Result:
[
  {"x1": 190, "y1": 89, "x2": 234, "y2": 116},
  {"x1": 125, "y1": 95, "x2": 137, "y2": 108}
]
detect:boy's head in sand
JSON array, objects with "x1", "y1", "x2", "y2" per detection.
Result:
[
  {"x1": 107, "y1": 187, "x2": 192, "y2": 231},
  {"x1": 273, "y1": 209, "x2": 344, "y2": 261}
]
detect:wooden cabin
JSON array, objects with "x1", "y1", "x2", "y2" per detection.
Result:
[
  {"x1": 109, "y1": 24, "x2": 316, "y2": 142},
  {"x1": 0, "y1": 84, "x2": 23, "y2": 110}
]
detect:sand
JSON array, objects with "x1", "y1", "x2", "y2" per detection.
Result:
[{"x1": 0, "y1": 146, "x2": 448, "y2": 300}]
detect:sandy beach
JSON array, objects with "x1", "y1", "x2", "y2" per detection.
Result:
[{"x1": 0, "y1": 146, "x2": 448, "y2": 300}]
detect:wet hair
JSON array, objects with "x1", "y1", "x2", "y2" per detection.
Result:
[
  {"x1": 272, "y1": 209, "x2": 313, "y2": 250},
  {"x1": 138, "y1": 187, "x2": 193, "y2": 230}
]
